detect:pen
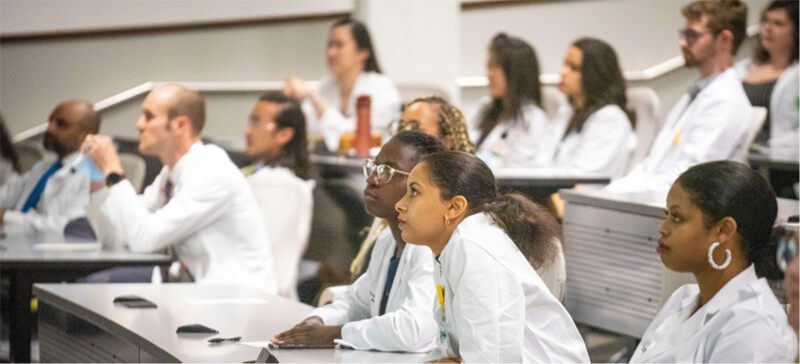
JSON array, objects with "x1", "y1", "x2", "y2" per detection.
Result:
[{"x1": 208, "y1": 336, "x2": 241, "y2": 343}]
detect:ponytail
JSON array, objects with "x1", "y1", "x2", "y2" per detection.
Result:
[
  {"x1": 423, "y1": 151, "x2": 562, "y2": 269},
  {"x1": 485, "y1": 193, "x2": 561, "y2": 270}
]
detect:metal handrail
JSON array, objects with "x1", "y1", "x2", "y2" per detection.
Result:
[{"x1": 12, "y1": 25, "x2": 760, "y2": 142}]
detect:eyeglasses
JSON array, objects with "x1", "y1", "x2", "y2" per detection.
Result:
[
  {"x1": 363, "y1": 159, "x2": 409, "y2": 184},
  {"x1": 678, "y1": 28, "x2": 717, "y2": 46},
  {"x1": 777, "y1": 223, "x2": 799, "y2": 272}
]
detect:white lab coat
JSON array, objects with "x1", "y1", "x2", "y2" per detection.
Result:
[
  {"x1": 87, "y1": 142, "x2": 277, "y2": 293},
  {"x1": 467, "y1": 97, "x2": 549, "y2": 168},
  {"x1": 608, "y1": 68, "x2": 751, "y2": 195},
  {"x1": 735, "y1": 59, "x2": 799, "y2": 148},
  {"x1": 424, "y1": 213, "x2": 589, "y2": 363},
  {"x1": 303, "y1": 72, "x2": 401, "y2": 152},
  {"x1": 309, "y1": 229, "x2": 436, "y2": 352},
  {"x1": 534, "y1": 104, "x2": 636, "y2": 180},
  {"x1": 0, "y1": 152, "x2": 89, "y2": 235},
  {"x1": 631, "y1": 265, "x2": 797, "y2": 363}
]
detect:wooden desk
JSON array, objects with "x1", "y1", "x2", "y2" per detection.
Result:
[
  {"x1": 1, "y1": 227, "x2": 169, "y2": 363},
  {"x1": 34, "y1": 283, "x2": 426, "y2": 363},
  {"x1": 560, "y1": 189, "x2": 799, "y2": 338}
]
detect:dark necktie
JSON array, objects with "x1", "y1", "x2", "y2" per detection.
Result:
[
  {"x1": 164, "y1": 179, "x2": 174, "y2": 204},
  {"x1": 21, "y1": 160, "x2": 63, "y2": 212},
  {"x1": 379, "y1": 250, "x2": 401, "y2": 315}
]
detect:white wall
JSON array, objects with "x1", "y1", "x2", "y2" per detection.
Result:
[
  {"x1": 355, "y1": 0, "x2": 461, "y2": 102},
  {"x1": 0, "y1": 0, "x2": 770, "y2": 146},
  {"x1": 0, "y1": 18, "x2": 334, "y2": 140},
  {"x1": 0, "y1": 0, "x2": 353, "y2": 37}
]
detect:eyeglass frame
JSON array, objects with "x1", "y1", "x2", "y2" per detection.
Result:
[
  {"x1": 678, "y1": 28, "x2": 720, "y2": 46},
  {"x1": 363, "y1": 158, "x2": 410, "y2": 184}
]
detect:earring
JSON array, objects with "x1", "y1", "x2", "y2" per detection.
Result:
[
  {"x1": 708, "y1": 242, "x2": 731, "y2": 270},
  {"x1": 445, "y1": 216, "x2": 450, "y2": 227}
]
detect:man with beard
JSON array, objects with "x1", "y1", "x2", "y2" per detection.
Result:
[
  {"x1": 608, "y1": 0, "x2": 753, "y2": 195},
  {"x1": 0, "y1": 99, "x2": 100, "y2": 234}
]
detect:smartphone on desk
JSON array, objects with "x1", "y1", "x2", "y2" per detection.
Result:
[{"x1": 267, "y1": 341, "x2": 338, "y2": 350}]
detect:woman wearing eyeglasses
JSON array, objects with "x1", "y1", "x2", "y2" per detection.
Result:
[
  {"x1": 631, "y1": 161, "x2": 797, "y2": 363},
  {"x1": 273, "y1": 131, "x2": 444, "y2": 352},
  {"x1": 395, "y1": 151, "x2": 589, "y2": 363}
]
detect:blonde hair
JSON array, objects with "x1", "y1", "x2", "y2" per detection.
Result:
[{"x1": 400, "y1": 96, "x2": 475, "y2": 154}]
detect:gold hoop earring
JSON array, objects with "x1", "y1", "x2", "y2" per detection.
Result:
[{"x1": 445, "y1": 216, "x2": 450, "y2": 227}]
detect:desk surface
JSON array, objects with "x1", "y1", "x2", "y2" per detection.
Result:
[
  {"x1": 493, "y1": 168, "x2": 610, "y2": 187},
  {"x1": 748, "y1": 147, "x2": 800, "y2": 170},
  {"x1": 561, "y1": 188, "x2": 799, "y2": 222},
  {"x1": 34, "y1": 283, "x2": 426, "y2": 363},
  {"x1": 0, "y1": 226, "x2": 169, "y2": 266},
  {"x1": 2, "y1": 226, "x2": 170, "y2": 363}
]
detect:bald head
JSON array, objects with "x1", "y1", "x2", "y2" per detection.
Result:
[
  {"x1": 59, "y1": 99, "x2": 100, "y2": 134},
  {"x1": 150, "y1": 84, "x2": 205, "y2": 136},
  {"x1": 45, "y1": 99, "x2": 100, "y2": 157}
]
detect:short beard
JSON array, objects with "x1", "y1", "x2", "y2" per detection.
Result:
[{"x1": 43, "y1": 133, "x2": 65, "y2": 155}]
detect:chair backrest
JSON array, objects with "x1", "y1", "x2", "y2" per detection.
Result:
[
  {"x1": 541, "y1": 87, "x2": 568, "y2": 120},
  {"x1": 625, "y1": 87, "x2": 661, "y2": 171},
  {"x1": 735, "y1": 106, "x2": 768, "y2": 163},
  {"x1": 14, "y1": 142, "x2": 44, "y2": 173},
  {"x1": 535, "y1": 239, "x2": 567, "y2": 302},
  {"x1": 659, "y1": 266, "x2": 697, "y2": 309},
  {"x1": 248, "y1": 170, "x2": 315, "y2": 300},
  {"x1": 119, "y1": 153, "x2": 146, "y2": 193},
  {"x1": 395, "y1": 81, "x2": 451, "y2": 105}
]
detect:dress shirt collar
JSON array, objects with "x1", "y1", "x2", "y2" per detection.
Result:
[
  {"x1": 55, "y1": 152, "x2": 82, "y2": 177},
  {"x1": 165, "y1": 141, "x2": 203, "y2": 183}
]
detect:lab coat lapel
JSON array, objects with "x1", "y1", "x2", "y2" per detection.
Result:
[
  {"x1": 641, "y1": 266, "x2": 758, "y2": 361},
  {"x1": 647, "y1": 94, "x2": 691, "y2": 166},
  {"x1": 370, "y1": 237, "x2": 397, "y2": 316},
  {"x1": 43, "y1": 154, "x2": 79, "y2": 203},
  {"x1": 648, "y1": 295, "x2": 705, "y2": 360}
]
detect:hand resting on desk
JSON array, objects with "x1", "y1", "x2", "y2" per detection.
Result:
[{"x1": 272, "y1": 316, "x2": 343, "y2": 346}]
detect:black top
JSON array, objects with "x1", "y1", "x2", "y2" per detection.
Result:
[{"x1": 742, "y1": 79, "x2": 778, "y2": 145}]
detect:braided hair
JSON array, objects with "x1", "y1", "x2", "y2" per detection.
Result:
[{"x1": 400, "y1": 96, "x2": 476, "y2": 154}]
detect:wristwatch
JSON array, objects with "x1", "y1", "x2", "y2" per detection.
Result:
[{"x1": 105, "y1": 172, "x2": 126, "y2": 187}]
